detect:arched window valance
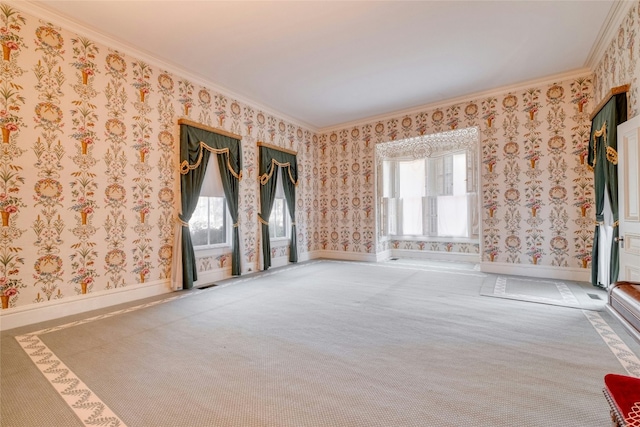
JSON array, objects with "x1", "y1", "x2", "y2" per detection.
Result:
[
  {"x1": 257, "y1": 142, "x2": 298, "y2": 270},
  {"x1": 172, "y1": 120, "x2": 243, "y2": 290}
]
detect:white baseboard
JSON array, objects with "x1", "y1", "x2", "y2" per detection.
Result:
[
  {"x1": 2, "y1": 255, "x2": 590, "y2": 331},
  {"x1": 193, "y1": 267, "x2": 233, "y2": 287},
  {"x1": 313, "y1": 250, "x2": 379, "y2": 262},
  {"x1": 270, "y1": 256, "x2": 290, "y2": 269},
  {"x1": 390, "y1": 249, "x2": 480, "y2": 263},
  {"x1": 262, "y1": 250, "x2": 377, "y2": 266},
  {"x1": 301, "y1": 249, "x2": 478, "y2": 263},
  {"x1": 376, "y1": 250, "x2": 392, "y2": 262},
  {"x1": 480, "y1": 262, "x2": 591, "y2": 282},
  {"x1": 299, "y1": 250, "x2": 320, "y2": 262},
  {"x1": 0, "y1": 280, "x2": 172, "y2": 331}
]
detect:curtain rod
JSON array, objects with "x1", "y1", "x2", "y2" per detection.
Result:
[
  {"x1": 589, "y1": 84, "x2": 630, "y2": 120},
  {"x1": 178, "y1": 118, "x2": 242, "y2": 141},
  {"x1": 257, "y1": 141, "x2": 297, "y2": 155}
]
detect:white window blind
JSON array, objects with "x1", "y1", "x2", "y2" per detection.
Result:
[{"x1": 199, "y1": 153, "x2": 224, "y2": 197}]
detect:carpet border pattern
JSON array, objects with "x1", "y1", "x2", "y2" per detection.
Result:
[
  {"x1": 11, "y1": 262, "x2": 316, "y2": 426},
  {"x1": 14, "y1": 292, "x2": 197, "y2": 427},
  {"x1": 583, "y1": 310, "x2": 640, "y2": 377},
  {"x1": 482, "y1": 275, "x2": 603, "y2": 310},
  {"x1": 494, "y1": 276, "x2": 581, "y2": 306},
  {"x1": 10, "y1": 260, "x2": 640, "y2": 426}
]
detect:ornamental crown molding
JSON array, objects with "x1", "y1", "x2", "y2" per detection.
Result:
[
  {"x1": 320, "y1": 68, "x2": 593, "y2": 134},
  {"x1": 584, "y1": 0, "x2": 637, "y2": 69}
]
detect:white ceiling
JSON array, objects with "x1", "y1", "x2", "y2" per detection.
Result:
[{"x1": 35, "y1": 1, "x2": 618, "y2": 130}]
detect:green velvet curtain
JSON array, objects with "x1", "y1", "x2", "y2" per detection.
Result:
[
  {"x1": 179, "y1": 124, "x2": 242, "y2": 289},
  {"x1": 588, "y1": 93, "x2": 627, "y2": 288},
  {"x1": 281, "y1": 164, "x2": 298, "y2": 263},
  {"x1": 258, "y1": 145, "x2": 298, "y2": 270}
]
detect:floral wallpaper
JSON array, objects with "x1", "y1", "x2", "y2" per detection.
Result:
[
  {"x1": 316, "y1": 1, "x2": 640, "y2": 269},
  {"x1": 315, "y1": 0, "x2": 640, "y2": 269},
  {"x1": 0, "y1": 0, "x2": 637, "y2": 312},
  {"x1": 318, "y1": 76, "x2": 596, "y2": 268},
  {"x1": 0, "y1": 3, "x2": 318, "y2": 310}
]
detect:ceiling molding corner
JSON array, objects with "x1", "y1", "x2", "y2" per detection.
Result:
[
  {"x1": 584, "y1": 0, "x2": 636, "y2": 69},
  {"x1": 318, "y1": 68, "x2": 593, "y2": 134},
  {"x1": 18, "y1": 1, "x2": 320, "y2": 134}
]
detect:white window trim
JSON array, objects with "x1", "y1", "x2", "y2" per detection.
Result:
[
  {"x1": 191, "y1": 198, "x2": 232, "y2": 252},
  {"x1": 376, "y1": 127, "x2": 480, "y2": 242},
  {"x1": 269, "y1": 200, "x2": 291, "y2": 242},
  {"x1": 269, "y1": 169, "x2": 291, "y2": 241}
]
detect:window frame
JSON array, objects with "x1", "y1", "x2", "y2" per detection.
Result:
[
  {"x1": 375, "y1": 128, "x2": 482, "y2": 243},
  {"x1": 269, "y1": 185, "x2": 290, "y2": 242},
  {"x1": 190, "y1": 195, "x2": 232, "y2": 251}
]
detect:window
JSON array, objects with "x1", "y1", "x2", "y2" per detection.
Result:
[
  {"x1": 189, "y1": 154, "x2": 230, "y2": 247},
  {"x1": 377, "y1": 128, "x2": 479, "y2": 240},
  {"x1": 269, "y1": 168, "x2": 289, "y2": 239},
  {"x1": 398, "y1": 158, "x2": 425, "y2": 235},
  {"x1": 190, "y1": 196, "x2": 227, "y2": 246}
]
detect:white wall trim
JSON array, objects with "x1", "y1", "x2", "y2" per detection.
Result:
[
  {"x1": 480, "y1": 262, "x2": 591, "y2": 282},
  {"x1": 584, "y1": 0, "x2": 637, "y2": 69},
  {"x1": 1, "y1": 254, "x2": 594, "y2": 330},
  {"x1": 314, "y1": 250, "x2": 379, "y2": 262},
  {"x1": 269, "y1": 256, "x2": 290, "y2": 269},
  {"x1": 391, "y1": 249, "x2": 480, "y2": 263},
  {"x1": 18, "y1": 1, "x2": 318, "y2": 133},
  {"x1": 376, "y1": 250, "x2": 392, "y2": 262},
  {"x1": 193, "y1": 268, "x2": 233, "y2": 288},
  {"x1": 319, "y1": 68, "x2": 593, "y2": 133},
  {"x1": 298, "y1": 251, "x2": 319, "y2": 262},
  {"x1": 0, "y1": 280, "x2": 172, "y2": 331}
]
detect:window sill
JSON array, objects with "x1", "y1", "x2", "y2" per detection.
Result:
[
  {"x1": 270, "y1": 237, "x2": 290, "y2": 243},
  {"x1": 193, "y1": 245, "x2": 232, "y2": 257},
  {"x1": 382, "y1": 235, "x2": 479, "y2": 244}
]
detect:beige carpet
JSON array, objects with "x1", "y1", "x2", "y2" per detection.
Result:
[{"x1": 2, "y1": 260, "x2": 639, "y2": 427}]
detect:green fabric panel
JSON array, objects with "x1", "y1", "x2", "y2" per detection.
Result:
[
  {"x1": 259, "y1": 146, "x2": 299, "y2": 269},
  {"x1": 179, "y1": 140, "x2": 211, "y2": 289},
  {"x1": 259, "y1": 148, "x2": 278, "y2": 270},
  {"x1": 215, "y1": 153, "x2": 241, "y2": 276},
  {"x1": 607, "y1": 94, "x2": 626, "y2": 284},
  {"x1": 179, "y1": 124, "x2": 242, "y2": 288},
  {"x1": 587, "y1": 93, "x2": 627, "y2": 287},
  {"x1": 282, "y1": 172, "x2": 297, "y2": 263}
]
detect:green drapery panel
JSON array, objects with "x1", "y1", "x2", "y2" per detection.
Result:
[
  {"x1": 588, "y1": 93, "x2": 627, "y2": 288},
  {"x1": 258, "y1": 145, "x2": 298, "y2": 270},
  {"x1": 281, "y1": 163, "x2": 298, "y2": 264},
  {"x1": 179, "y1": 124, "x2": 242, "y2": 289}
]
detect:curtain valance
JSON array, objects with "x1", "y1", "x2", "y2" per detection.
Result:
[
  {"x1": 259, "y1": 158, "x2": 298, "y2": 186},
  {"x1": 258, "y1": 142, "x2": 298, "y2": 186},
  {"x1": 180, "y1": 124, "x2": 242, "y2": 180}
]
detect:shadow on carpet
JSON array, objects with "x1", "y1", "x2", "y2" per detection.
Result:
[{"x1": 480, "y1": 275, "x2": 607, "y2": 311}]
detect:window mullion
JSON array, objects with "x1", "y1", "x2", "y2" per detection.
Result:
[
  {"x1": 206, "y1": 197, "x2": 211, "y2": 246},
  {"x1": 393, "y1": 161, "x2": 400, "y2": 235}
]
